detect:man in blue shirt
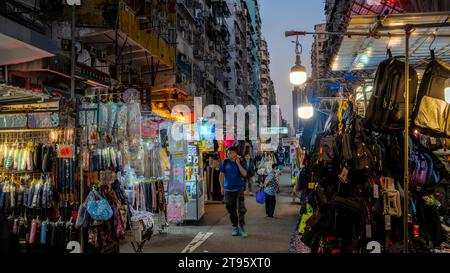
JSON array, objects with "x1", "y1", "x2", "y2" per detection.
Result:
[{"x1": 219, "y1": 146, "x2": 248, "y2": 237}]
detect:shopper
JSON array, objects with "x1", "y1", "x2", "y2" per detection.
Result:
[
  {"x1": 254, "y1": 151, "x2": 263, "y2": 167},
  {"x1": 219, "y1": 146, "x2": 249, "y2": 238},
  {"x1": 243, "y1": 152, "x2": 255, "y2": 196},
  {"x1": 263, "y1": 163, "x2": 280, "y2": 218}
]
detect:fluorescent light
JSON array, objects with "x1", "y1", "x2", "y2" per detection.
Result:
[
  {"x1": 298, "y1": 104, "x2": 314, "y2": 120},
  {"x1": 445, "y1": 87, "x2": 450, "y2": 103}
]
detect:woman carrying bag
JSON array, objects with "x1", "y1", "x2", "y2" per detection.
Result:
[{"x1": 262, "y1": 163, "x2": 280, "y2": 218}]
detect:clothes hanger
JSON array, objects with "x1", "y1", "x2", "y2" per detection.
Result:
[
  {"x1": 386, "y1": 33, "x2": 393, "y2": 59},
  {"x1": 429, "y1": 33, "x2": 436, "y2": 60}
]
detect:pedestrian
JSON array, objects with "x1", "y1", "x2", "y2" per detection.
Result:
[
  {"x1": 219, "y1": 146, "x2": 249, "y2": 238},
  {"x1": 254, "y1": 151, "x2": 263, "y2": 167},
  {"x1": 263, "y1": 163, "x2": 281, "y2": 218},
  {"x1": 243, "y1": 152, "x2": 255, "y2": 196}
]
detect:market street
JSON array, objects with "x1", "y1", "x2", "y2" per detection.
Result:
[{"x1": 120, "y1": 169, "x2": 299, "y2": 253}]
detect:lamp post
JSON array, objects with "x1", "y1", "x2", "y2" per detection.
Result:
[
  {"x1": 67, "y1": 0, "x2": 81, "y2": 99},
  {"x1": 289, "y1": 37, "x2": 307, "y2": 86},
  {"x1": 289, "y1": 36, "x2": 309, "y2": 127}
]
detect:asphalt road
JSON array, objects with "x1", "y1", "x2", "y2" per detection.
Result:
[{"x1": 120, "y1": 168, "x2": 299, "y2": 253}]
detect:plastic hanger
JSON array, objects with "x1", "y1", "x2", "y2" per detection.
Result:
[
  {"x1": 429, "y1": 33, "x2": 436, "y2": 60},
  {"x1": 386, "y1": 33, "x2": 393, "y2": 58}
]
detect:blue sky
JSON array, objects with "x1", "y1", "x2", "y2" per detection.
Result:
[{"x1": 259, "y1": 0, "x2": 325, "y2": 126}]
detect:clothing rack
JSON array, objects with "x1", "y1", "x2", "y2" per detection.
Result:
[{"x1": 287, "y1": 20, "x2": 450, "y2": 253}]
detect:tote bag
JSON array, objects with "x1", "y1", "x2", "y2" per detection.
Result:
[
  {"x1": 86, "y1": 190, "x2": 113, "y2": 221},
  {"x1": 255, "y1": 189, "x2": 266, "y2": 204}
]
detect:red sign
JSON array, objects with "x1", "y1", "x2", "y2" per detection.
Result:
[
  {"x1": 58, "y1": 145, "x2": 75, "y2": 158},
  {"x1": 32, "y1": 87, "x2": 43, "y2": 93}
]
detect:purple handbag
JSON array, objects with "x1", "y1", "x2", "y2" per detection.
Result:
[
  {"x1": 410, "y1": 152, "x2": 428, "y2": 191},
  {"x1": 256, "y1": 189, "x2": 266, "y2": 204}
]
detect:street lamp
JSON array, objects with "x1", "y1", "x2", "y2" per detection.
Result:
[
  {"x1": 290, "y1": 37, "x2": 307, "y2": 86},
  {"x1": 298, "y1": 103, "x2": 314, "y2": 120}
]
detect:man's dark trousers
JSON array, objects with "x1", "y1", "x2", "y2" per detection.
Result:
[{"x1": 224, "y1": 191, "x2": 247, "y2": 227}]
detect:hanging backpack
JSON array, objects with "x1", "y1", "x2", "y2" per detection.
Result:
[
  {"x1": 353, "y1": 118, "x2": 383, "y2": 175},
  {"x1": 316, "y1": 135, "x2": 341, "y2": 174},
  {"x1": 366, "y1": 58, "x2": 418, "y2": 132},
  {"x1": 413, "y1": 59, "x2": 450, "y2": 138}
]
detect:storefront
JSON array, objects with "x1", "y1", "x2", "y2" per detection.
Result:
[
  {"x1": 0, "y1": 84, "x2": 79, "y2": 253},
  {"x1": 291, "y1": 12, "x2": 450, "y2": 253}
]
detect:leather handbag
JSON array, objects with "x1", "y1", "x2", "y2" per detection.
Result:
[{"x1": 342, "y1": 133, "x2": 353, "y2": 161}]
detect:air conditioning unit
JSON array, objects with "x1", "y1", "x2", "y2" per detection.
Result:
[
  {"x1": 159, "y1": 11, "x2": 167, "y2": 19},
  {"x1": 195, "y1": 9, "x2": 203, "y2": 19},
  {"x1": 180, "y1": 54, "x2": 188, "y2": 63},
  {"x1": 179, "y1": 19, "x2": 187, "y2": 27},
  {"x1": 98, "y1": 51, "x2": 107, "y2": 60},
  {"x1": 89, "y1": 46, "x2": 97, "y2": 56},
  {"x1": 181, "y1": 74, "x2": 187, "y2": 83}
]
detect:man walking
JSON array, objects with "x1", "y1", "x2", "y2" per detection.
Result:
[
  {"x1": 243, "y1": 152, "x2": 255, "y2": 196},
  {"x1": 219, "y1": 146, "x2": 249, "y2": 238}
]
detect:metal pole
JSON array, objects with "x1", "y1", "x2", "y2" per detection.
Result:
[
  {"x1": 70, "y1": 4, "x2": 76, "y2": 99},
  {"x1": 403, "y1": 25, "x2": 412, "y2": 254}
]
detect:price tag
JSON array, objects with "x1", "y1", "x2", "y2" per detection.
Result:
[
  {"x1": 339, "y1": 167, "x2": 349, "y2": 184},
  {"x1": 373, "y1": 184, "x2": 379, "y2": 199},
  {"x1": 366, "y1": 224, "x2": 372, "y2": 238},
  {"x1": 384, "y1": 215, "x2": 391, "y2": 231}
]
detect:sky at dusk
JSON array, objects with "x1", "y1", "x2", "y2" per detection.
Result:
[{"x1": 259, "y1": 0, "x2": 325, "y2": 127}]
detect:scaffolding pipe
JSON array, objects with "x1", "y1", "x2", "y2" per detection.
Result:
[{"x1": 403, "y1": 26, "x2": 412, "y2": 253}]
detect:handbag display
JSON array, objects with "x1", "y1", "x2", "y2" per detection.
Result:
[
  {"x1": 381, "y1": 177, "x2": 402, "y2": 218},
  {"x1": 86, "y1": 190, "x2": 113, "y2": 221}
]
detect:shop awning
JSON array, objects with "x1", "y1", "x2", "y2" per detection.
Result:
[
  {"x1": 0, "y1": 33, "x2": 55, "y2": 67},
  {"x1": 0, "y1": 16, "x2": 57, "y2": 66},
  {"x1": 331, "y1": 12, "x2": 450, "y2": 72},
  {"x1": 0, "y1": 83, "x2": 58, "y2": 106}
]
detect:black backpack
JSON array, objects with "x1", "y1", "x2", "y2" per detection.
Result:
[
  {"x1": 413, "y1": 59, "x2": 450, "y2": 138},
  {"x1": 312, "y1": 134, "x2": 342, "y2": 175},
  {"x1": 366, "y1": 58, "x2": 418, "y2": 132},
  {"x1": 353, "y1": 118, "x2": 383, "y2": 175}
]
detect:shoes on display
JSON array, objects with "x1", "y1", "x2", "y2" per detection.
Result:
[
  {"x1": 239, "y1": 227, "x2": 248, "y2": 238},
  {"x1": 232, "y1": 226, "x2": 240, "y2": 236}
]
